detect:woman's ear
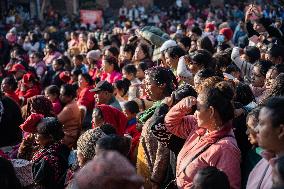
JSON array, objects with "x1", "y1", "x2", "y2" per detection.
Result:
[
  {"x1": 209, "y1": 106, "x2": 215, "y2": 119},
  {"x1": 278, "y1": 124, "x2": 284, "y2": 139}
]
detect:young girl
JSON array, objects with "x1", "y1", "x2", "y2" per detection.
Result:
[{"x1": 44, "y1": 85, "x2": 62, "y2": 115}]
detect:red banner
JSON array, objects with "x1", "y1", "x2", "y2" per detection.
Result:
[{"x1": 80, "y1": 10, "x2": 103, "y2": 26}]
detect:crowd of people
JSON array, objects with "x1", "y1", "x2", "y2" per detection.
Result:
[{"x1": 1, "y1": 1, "x2": 284, "y2": 189}]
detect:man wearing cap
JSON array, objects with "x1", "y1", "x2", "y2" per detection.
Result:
[
  {"x1": 10, "y1": 63, "x2": 26, "y2": 81},
  {"x1": 91, "y1": 80, "x2": 122, "y2": 111}
]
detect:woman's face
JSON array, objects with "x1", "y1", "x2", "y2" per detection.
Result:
[
  {"x1": 79, "y1": 34, "x2": 85, "y2": 43},
  {"x1": 194, "y1": 94, "x2": 212, "y2": 129},
  {"x1": 136, "y1": 66, "x2": 145, "y2": 80},
  {"x1": 265, "y1": 69, "x2": 278, "y2": 90},
  {"x1": 143, "y1": 74, "x2": 164, "y2": 101},
  {"x1": 87, "y1": 39, "x2": 94, "y2": 49},
  {"x1": 45, "y1": 91, "x2": 57, "y2": 102},
  {"x1": 165, "y1": 52, "x2": 178, "y2": 69},
  {"x1": 102, "y1": 59, "x2": 113, "y2": 73},
  {"x1": 35, "y1": 132, "x2": 52, "y2": 146},
  {"x1": 52, "y1": 60, "x2": 61, "y2": 71},
  {"x1": 1, "y1": 78, "x2": 12, "y2": 92},
  {"x1": 92, "y1": 112, "x2": 104, "y2": 128},
  {"x1": 29, "y1": 54, "x2": 39, "y2": 64},
  {"x1": 193, "y1": 75, "x2": 202, "y2": 93},
  {"x1": 133, "y1": 46, "x2": 146, "y2": 61},
  {"x1": 251, "y1": 66, "x2": 265, "y2": 87},
  {"x1": 246, "y1": 116, "x2": 259, "y2": 145},
  {"x1": 59, "y1": 88, "x2": 71, "y2": 104},
  {"x1": 188, "y1": 62, "x2": 200, "y2": 75},
  {"x1": 78, "y1": 75, "x2": 88, "y2": 89},
  {"x1": 256, "y1": 107, "x2": 281, "y2": 153}
]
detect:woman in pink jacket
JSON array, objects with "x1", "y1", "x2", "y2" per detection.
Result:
[{"x1": 164, "y1": 81, "x2": 241, "y2": 189}]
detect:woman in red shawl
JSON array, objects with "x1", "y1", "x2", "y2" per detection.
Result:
[
  {"x1": 77, "y1": 73, "x2": 95, "y2": 129},
  {"x1": 16, "y1": 73, "x2": 40, "y2": 105},
  {"x1": 92, "y1": 104, "x2": 127, "y2": 136}
]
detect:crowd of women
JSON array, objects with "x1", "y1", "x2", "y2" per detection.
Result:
[{"x1": 1, "y1": 1, "x2": 284, "y2": 189}]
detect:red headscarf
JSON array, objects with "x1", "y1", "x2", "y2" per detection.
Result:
[{"x1": 92, "y1": 105, "x2": 127, "y2": 136}]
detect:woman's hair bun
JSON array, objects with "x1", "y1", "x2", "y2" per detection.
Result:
[{"x1": 214, "y1": 81, "x2": 234, "y2": 101}]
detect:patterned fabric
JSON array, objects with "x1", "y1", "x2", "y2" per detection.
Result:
[
  {"x1": 32, "y1": 142, "x2": 65, "y2": 184},
  {"x1": 77, "y1": 128, "x2": 106, "y2": 160}
]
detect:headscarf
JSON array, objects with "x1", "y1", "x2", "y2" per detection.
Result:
[
  {"x1": 19, "y1": 113, "x2": 44, "y2": 133},
  {"x1": 26, "y1": 95, "x2": 55, "y2": 118},
  {"x1": 92, "y1": 105, "x2": 127, "y2": 136},
  {"x1": 73, "y1": 151, "x2": 144, "y2": 189},
  {"x1": 77, "y1": 128, "x2": 106, "y2": 161}
]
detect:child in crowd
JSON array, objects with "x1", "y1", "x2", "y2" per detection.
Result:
[
  {"x1": 122, "y1": 100, "x2": 141, "y2": 164},
  {"x1": 72, "y1": 54, "x2": 88, "y2": 74},
  {"x1": 122, "y1": 64, "x2": 141, "y2": 100},
  {"x1": 192, "y1": 166, "x2": 230, "y2": 189},
  {"x1": 44, "y1": 85, "x2": 63, "y2": 115}
]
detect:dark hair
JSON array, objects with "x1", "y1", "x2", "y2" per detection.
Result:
[
  {"x1": 54, "y1": 58, "x2": 65, "y2": 67},
  {"x1": 191, "y1": 26, "x2": 202, "y2": 36},
  {"x1": 123, "y1": 64, "x2": 137, "y2": 76},
  {"x1": 194, "y1": 166, "x2": 230, "y2": 189},
  {"x1": 145, "y1": 67, "x2": 178, "y2": 97},
  {"x1": 191, "y1": 49, "x2": 214, "y2": 70},
  {"x1": 247, "y1": 107, "x2": 261, "y2": 123},
  {"x1": 96, "y1": 135, "x2": 131, "y2": 157},
  {"x1": 0, "y1": 157, "x2": 22, "y2": 189},
  {"x1": 137, "y1": 43, "x2": 151, "y2": 60},
  {"x1": 45, "y1": 85, "x2": 60, "y2": 97},
  {"x1": 165, "y1": 46, "x2": 186, "y2": 59},
  {"x1": 79, "y1": 73, "x2": 93, "y2": 86},
  {"x1": 123, "y1": 100, "x2": 139, "y2": 114},
  {"x1": 47, "y1": 43, "x2": 56, "y2": 52},
  {"x1": 113, "y1": 78, "x2": 131, "y2": 97},
  {"x1": 100, "y1": 124, "x2": 117, "y2": 135},
  {"x1": 274, "y1": 155, "x2": 284, "y2": 187},
  {"x1": 71, "y1": 69, "x2": 82, "y2": 76},
  {"x1": 195, "y1": 69, "x2": 216, "y2": 81},
  {"x1": 37, "y1": 117, "x2": 65, "y2": 141},
  {"x1": 88, "y1": 36, "x2": 99, "y2": 50},
  {"x1": 202, "y1": 81, "x2": 234, "y2": 124},
  {"x1": 2, "y1": 76, "x2": 18, "y2": 91},
  {"x1": 103, "y1": 55, "x2": 120, "y2": 72},
  {"x1": 106, "y1": 47, "x2": 119, "y2": 58},
  {"x1": 244, "y1": 46, "x2": 261, "y2": 63},
  {"x1": 235, "y1": 83, "x2": 255, "y2": 106},
  {"x1": 178, "y1": 36, "x2": 191, "y2": 49},
  {"x1": 198, "y1": 36, "x2": 215, "y2": 54},
  {"x1": 102, "y1": 38, "x2": 111, "y2": 47},
  {"x1": 93, "y1": 107, "x2": 103, "y2": 121},
  {"x1": 61, "y1": 84, "x2": 77, "y2": 99},
  {"x1": 74, "y1": 54, "x2": 84, "y2": 62},
  {"x1": 213, "y1": 51, "x2": 232, "y2": 72},
  {"x1": 32, "y1": 51, "x2": 42, "y2": 59},
  {"x1": 254, "y1": 60, "x2": 273, "y2": 76},
  {"x1": 268, "y1": 44, "x2": 284, "y2": 60},
  {"x1": 122, "y1": 44, "x2": 135, "y2": 57},
  {"x1": 172, "y1": 84, "x2": 197, "y2": 105},
  {"x1": 225, "y1": 64, "x2": 241, "y2": 74},
  {"x1": 137, "y1": 61, "x2": 148, "y2": 72},
  {"x1": 263, "y1": 97, "x2": 284, "y2": 127},
  {"x1": 271, "y1": 64, "x2": 284, "y2": 75}
]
